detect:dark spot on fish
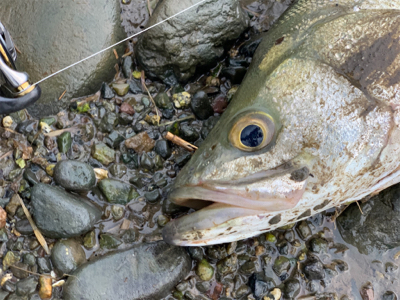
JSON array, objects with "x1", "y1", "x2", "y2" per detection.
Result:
[
  {"x1": 229, "y1": 231, "x2": 237, "y2": 235},
  {"x1": 290, "y1": 167, "x2": 309, "y2": 182},
  {"x1": 313, "y1": 199, "x2": 330, "y2": 211},
  {"x1": 275, "y1": 37, "x2": 284, "y2": 45},
  {"x1": 269, "y1": 214, "x2": 281, "y2": 225},
  {"x1": 218, "y1": 233, "x2": 224, "y2": 236},
  {"x1": 211, "y1": 144, "x2": 216, "y2": 151},
  {"x1": 288, "y1": 218, "x2": 296, "y2": 223},
  {"x1": 309, "y1": 173, "x2": 314, "y2": 178},
  {"x1": 226, "y1": 227, "x2": 232, "y2": 231},
  {"x1": 296, "y1": 209, "x2": 311, "y2": 220}
]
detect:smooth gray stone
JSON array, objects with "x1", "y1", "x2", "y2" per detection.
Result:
[
  {"x1": 0, "y1": 0, "x2": 125, "y2": 117},
  {"x1": 63, "y1": 241, "x2": 191, "y2": 300},
  {"x1": 31, "y1": 183, "x2": 102, "y2": 238},
  {"x1": 51, "y1": 239, "x2": 86, "y2": 274},
  {"x1": 53, "y1": 160, "x2": 96, "y2": 192},
  {"x1": 135, "y1": 0, "x2": 249, "y2": 83}
]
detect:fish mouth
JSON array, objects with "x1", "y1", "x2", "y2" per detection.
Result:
[{"x1": 163, "y1": 167, "x2": 308, "y2": 245}]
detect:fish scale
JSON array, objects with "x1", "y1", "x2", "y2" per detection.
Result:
[{"x1": 162, "y1": 0, "x2": 400, "y2": 245}]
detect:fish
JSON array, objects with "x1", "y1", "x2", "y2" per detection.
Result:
[{"x1": 162, "y1": 0, "x2": 400, "y2": 246}]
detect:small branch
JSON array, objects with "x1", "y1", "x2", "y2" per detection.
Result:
[
  {"x1": 158, "y1": 115, "x2": 195, "y2": 127},
  {"x1": 113, "y1": 49, "x2": 119, "y2": 59},
  {"x1": 141, "y1": 71, "x2": 160, "y2": 125},
  {"x1": 356, "y1": 201, "x2": 364, "y2": 215},
  {"x1": 164, "y1": 132, "x2": 198, "y2": 152},
  {"x1": 58, "y1": 90, "x2": 67, "y2": 101},
  {"x1": 147, "y1": 0, "x2": 153, "y2": 16},
  {"x1": 0, "y1": 151, "x2": 13, "y2": 161}
]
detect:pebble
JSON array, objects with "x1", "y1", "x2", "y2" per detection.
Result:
[
  {"x1": 248, "y1": 272, "x2": 275, "y2": 299},
  {"x1": 283, "y1": 279, "x2": 300, "y2": 299},
  {"x1": 100, "y1": 83, "x2": 115, "y2": 99},
  {"x1": 83, "y1": 231, "x2": 97, "y2": 249},
  {"x1": 125, "y1": 131, "x2": 155, "y2": 153},
  {"x1": 303, "y1": 255, "x2": 325, "y2": 280},
  {"x1": 91, "y1": 143, "x2": 115, "y2": 165},
  {"x1": 53, "y1": 160, "x2": 96, "y2": 192},
  {"x1": 15, "y1": 277, "x2": 37, "y2": 297},
  {"x1": 51, "y1": 239, "x2": 86, "y2": 274},
  {"x1": 38, "y1": 275, "x2": 52, "y2": 299},
  {"x1": 173, "y1": 92, "x2": 191, "y2": 108},
  {"x1": 190, "y1": 91, "x2": 214, "y2": 120},
  {"x1": 98, "y1": 179, "x2": 137, "y2": 205},
  {"x1": 272, "y1": 256, "x2": 290, "y2": 277},
  {"x1": 120, "y1": 102, "x2": 135, "y2": 115},
  {"x1": 99, "y1": 234, "x2": 122, "y2": 249},
  {"x1": 196, "y1": 259, "x2": 214, "y2": 281},
  {"x1": 111, "y1": 83, "x2": 130, "y2": 96},
  {"x1": 31, "y1": 183, "x2": 102, "y2": 238},
  {"x1": 57, "y1": 132, "x2": 72, "y2": 153},
  {"x1": 2, "y1": 116, "x2": 13, "y2": 128},
  {"x1": 383, "y1": 292, "x2": 397, "y2": 300}
]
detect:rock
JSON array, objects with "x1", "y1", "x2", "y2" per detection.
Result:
[
  {"x1": 122, "y1": 56, "x2": 133, "y2": 78},
  {"x1": 272, "y1": 256, "x2": 290, "y2": 277},
  {"x1": 16, "y1": 277, "x2": 37, "y2": 297},
  {"x1": 309, "y1": 237, "x2": 329, "y2": 254},
  {"x1": 91, "y1": 143, "x2": 115, "y2": 166},
  {"x1": 31, "y1": 183, "x2": 102, "y2": 238},
  {"x1": 0, "y1": 0, "x2": 125, "y2": 117},
  {"x1": 111, "y1": 83, "x2": 130, "y2": 96},
  {"x1": 3, "y1": 251, "x2": 20, "y2": 270},
  {"x1": 57, "y1": 132, "x2": 72, "y2": 154},
  {"x1": 303, "y1": 255, "x2": 325, "y2": 280},
  {"x1": 84, "y1": 231, "x2": 97, "y2": 249},
  {"x1": 155, "y1": 140, "x2": 171, "y2": 159},
  {"x1": 296, "y1": 221, "x2": 312, "y2": 240},
  {"x1": 180, "y1": 125, "x2": 199, "y2": 142},
  {"x1": 135, "y1": 0, "x2": 249, "y2": 82},
  {"x1": 190, "y1": 91, "x2": 214, "y2": 120},
  {"x1": 360, "y1": 283, "x2": 374, "y2": 300},
  {"x1": 383, "y1": 292, "x2": 397, "y2": 300},
  {"x1": 125, "y1": 131, "x2": 155, "y2": 153},
  {"x1": 38, "y1": 275, "x2": 52, "y2": 299},
  {"x1": 173, "y1": 92, "x2": 191, "y2": 109},
  {"x1": 337, "y1": 184, "x2": 400, "y2": 254},
  {"x1": 109, "y1": 163, "x2": 127, "y2": 178},
  {"x1": 283, "y1": 279, "x2": 300, "y2": 299},
  {"x1": 196, "y1": 259, "x2": 214, "y2": 281},
  {"x1": 10, "y1": 262, "x2": 29, "y2": 279},
  {"x1": 98, "y1": 179, "x2": 135, "y2": 205},
  {"x1": 145, "y1": 189, "x2": 161, "y2": 204},
  {"x1": 51, "y1": 239, "x2": 86, "y2": 274},
  {"x1": 188, "y1": 247, "x2": 203, "y2": 262},
  {"x1": 128, "y1": 80, "x2": 143, "y2": 94},
  {"x1": 120, "y1": 102, "x2": 135, "y2": 115},
  {"x1": 37, "y1": 257, "x2": 52, "y2": 273},
  {"x1": 63, "y1": 242, "x2": 191, "y2": 300},
  {"x1": 99, "y1": 234, "x2": 122, "y2": 249},
  {"x1": 53, "y1": 160, "x2": 96, "y2": 192},
  {"x1": 101, "y1": 83, "x2": 115, "y2": 99},
  {"x1": 248, "y1": 272, "x2": 275, "y2": 300},
  {"x1": 216, "y1": 254, "x2": 238, "y2": 276},
  {"x1": 155, "y1": 92, "x2": 173, "y2": 109}
]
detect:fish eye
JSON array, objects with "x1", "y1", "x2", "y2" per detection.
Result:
[{"x1": 229, "y1": 111, "x2": 275, "y2": 152}]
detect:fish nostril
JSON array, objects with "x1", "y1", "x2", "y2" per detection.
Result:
[
  {"x1": 290, "y1": 167, "x2": 310, "y2": 182},
  {"x1": 211, "y1": 144, "x2": 216, "y2": 151}
]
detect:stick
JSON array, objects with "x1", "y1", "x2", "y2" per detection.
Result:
[
  {"x1": 356, "y1": 201, "x2": 364, "y2": 214},
  {"x1": 0, "y1": 151, "x2": 12, "y2": 161},
  {"x1": 158, "y1": 115, "x2": 195, "y2": 127},
  {"x1": 16, "y1": 194, "x2": 50, "y2": 255},
  {"x1": 113, "y1": 49, "x2": 119, "y2": 59},
  {"x1": 141, "y1": 71, "x2": 160, "y2": 125},
  {"x1": 58, "y1": 90, "x2": 67, "y2": 101},
  {"x1": 164, "y1": 132, "x2": 198, "y2": 152}
]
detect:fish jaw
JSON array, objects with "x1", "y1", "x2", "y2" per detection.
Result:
[{"x1": 162, "y1": 203, "x2": 280, "y2": 246}]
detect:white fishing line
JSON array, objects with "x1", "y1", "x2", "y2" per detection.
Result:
[{"x1": 32, "y1": 0, "x2": 209, "y2": 86}]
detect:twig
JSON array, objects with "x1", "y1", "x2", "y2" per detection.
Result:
[
  {"x1": 0, "y1": 151, "x2": 13, "y2": 161},
  {"x1": 158, "y1": 115, "x2": 195, "y2": 127},
  {"x1": 356, "y1": 201, "x2": 364, "y2": 215},
  {"x1": 44, "y1": 127, "x2": 79, "y2": 137},
  {"x1": 113, "y1": 49, "x2": 119, "y2": 59},
  {"x1": 141, "y1": 70, "x2": 160, "y2": 125},
  {"x1": 58, "y1": 90, "x2": 67, "y2": 101},
  {"x1": 16, "y1": 194, "x2": 50, "y2": 255},
  {"x1": 10, "y1": 264, "x2": 52, "y2": 278},
  {"x1": 164, "y1": 132, "x2": 198, "y2": 152},
  {"x1": 241, "y1": 6, "x2": 261, "y2": 17}
]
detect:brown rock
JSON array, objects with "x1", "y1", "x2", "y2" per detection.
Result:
[
  {"x1": 0, "y1": 207, "x2": 6, "y2": 229},
  {"x1": 120, "y1": 102, "x2": 135, "y2": 115},
  {"x1": 39, "y1": 275, "x2": 52, "y2": 299},
  {"x1": 360, "y1": 282, "x2": 374, "y2": 300},
  {"x1": 125, "y1": 131, "x2": 155, "y2": 153},
  {"x1": 211, "y1": 94, "x2": 228, "y2": 113},
  {"x1": 5, "y1": 194, "x2": 20, "y2": 217}
]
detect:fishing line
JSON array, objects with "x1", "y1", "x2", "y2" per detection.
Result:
[{"x1": 32, "y1": 0, "x2": 209, "y2": 86}]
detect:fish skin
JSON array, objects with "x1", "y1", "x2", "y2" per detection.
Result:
[{"x1": 163, "y1": 0, "x2": 400, "y2": 245}]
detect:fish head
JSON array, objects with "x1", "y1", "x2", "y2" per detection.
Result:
[{"x1": 163, "y1": 4, "x2": 398, "y2": 245}]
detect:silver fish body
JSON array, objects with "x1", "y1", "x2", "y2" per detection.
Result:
[{"x1": 163, "y1": 0, "x2": 400, "y2": 245}]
